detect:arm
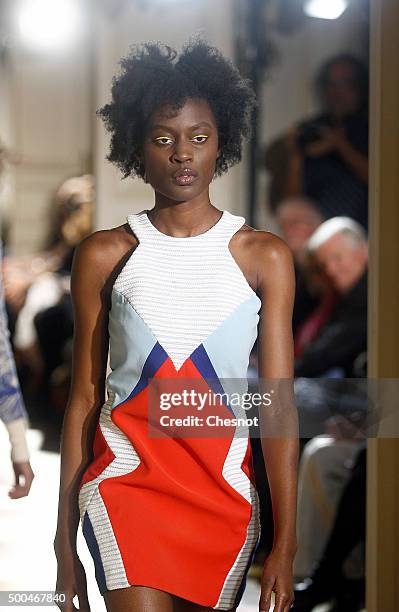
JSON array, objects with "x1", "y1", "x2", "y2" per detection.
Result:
[
  {"x1": 53, "y1": 233, "x2": 111, "y2": 609},
  {"x1": 0, "y1": 274, "x2": 30, "y2": 458},
  {"x1": 0, "y1": 241, "x2": 29, "y2": 428},
  {"x1": 283, "y1": 128, "x2": 304, "y2": 198},
  {"x1": 305, "y1": 125, "x2": 368, "y2": 185},
  {"x1": 0, "y1": 241, "x2": 34, "y2": 497},
  {"x1": 256, "y1": 233, "x2": 299, "y2": 612},
  {"x1": 335, "y1": 136, "x2": 368, "y2": 184}
]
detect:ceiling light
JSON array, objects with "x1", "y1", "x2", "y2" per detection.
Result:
[
  {"x1": 17, "y1": 0, "x2": 81, "y2": 51},
  {"x1": 304, "y1": 0, "x2": 348, "y2": 20}
]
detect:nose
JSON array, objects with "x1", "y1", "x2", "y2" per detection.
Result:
[{"x1": 171, "y1": 138, "x2": 193, "y2": 163}]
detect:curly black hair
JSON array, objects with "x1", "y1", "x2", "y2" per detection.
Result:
[{"x1": 97, "y1": 39, "x2": 257, "y2": 180}]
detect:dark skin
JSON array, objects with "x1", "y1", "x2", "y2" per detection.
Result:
[{"x1": 53, "y1": 98, "x2": 298, "y2": 612}]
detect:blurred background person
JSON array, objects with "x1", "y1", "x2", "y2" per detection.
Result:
[
  {"x1": 294, "y1": 215, "x2": 367, "y2": 381},
  {"x1": 265, "y1": 54, "x2": 369, "y2": 231},
  {"x1": 274, "y1": 196, "x2": 337, "y2": 341},
  {"x1": 292, "y1": 216, "x2": 369, "y2": 610},
  {"x1": 293, "y1": 444, "x2": 367, "y2": 612},
  {"x1": 0, "y1": 240, "x2": 34, "y2": 499},
  {"x1": 3, "y1": 175, "x2": 94, "y2": 426},
  {"x1": 293, "y1": 249, "x2": 339, "y2": 362}
]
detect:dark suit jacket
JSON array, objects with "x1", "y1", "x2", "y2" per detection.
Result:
[{"x1": 294, "y1": 270, "x2": 367, "y2": 377}]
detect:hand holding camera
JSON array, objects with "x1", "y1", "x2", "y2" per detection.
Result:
[{"x1": 285, "y1": 120, "x2": 348, "y2": 158}]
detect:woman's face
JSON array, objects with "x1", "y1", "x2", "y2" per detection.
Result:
[{"x1": 142, "y1": 98, "x2": 220, "y2": 203}]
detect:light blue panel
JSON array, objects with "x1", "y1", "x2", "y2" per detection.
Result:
[
  {"x1": 201, "y1": 293, "x2": 261, "y2": 382},
  {"x1": 106, "y1": 289, "x2": 158, "y2": 408}
]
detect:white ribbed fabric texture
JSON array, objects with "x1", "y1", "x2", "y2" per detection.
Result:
[
  {"x1": 216, "y1": 406, "x2": 261, "y2": 608},
  {"x1": 114, "y1": 209, "x2": 256, "y2": 371},
  {"x1": 78, "y1": 390, "x2": 140, "y2": 590}
]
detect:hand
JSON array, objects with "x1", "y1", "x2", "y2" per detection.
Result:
[
  {"x1": 325, "y1": 414, "x2": 366, "y2": 441},
  {"x1": 54, "y1": 553, "x2": 91, "y2": 612},
  {"x1": 2, "y1": 257, "x2": 34, "y2": 311},
  {"x1": 259, "y1": 548, "x2": 295, "y2": 612},
  {"x1": 8, "y1": 461, "x2": 35, "y2": 499},
  {"x1": 284, "y1": 127, "x2": 302, "y2": 155},
  {"x1": 304, "y1": 125, "x2": 347, "y2": 157}
]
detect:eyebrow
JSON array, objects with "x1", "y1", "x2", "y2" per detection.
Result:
[{"x1": 149, "y1": 121, "x2": 214, "y2": 131}]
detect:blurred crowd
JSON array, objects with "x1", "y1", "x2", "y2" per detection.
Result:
[
  {"x1": 254, "y1": 53, "x2": 368, "y2": 612},
  {"x1": 0, "y1": 53, "x2": 368, "y2": 612},
  {"x1": 1, "y1": 174, "x2": 94, "y2": 425}
]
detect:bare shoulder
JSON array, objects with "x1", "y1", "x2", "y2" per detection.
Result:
[
  {"x1": 239, "y1": 224, "x2": 292, "y2": 262},
  {"x1": 233, "y1": 223, "x2": 294, "y2": 290},
  {"x1": 72, "y1": 222, "x2": 138, "y2": 287}
]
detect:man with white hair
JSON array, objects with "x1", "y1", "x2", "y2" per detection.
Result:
[
  {"x1": 294, "y1": 216, "x2": 367, "y2": 377},
  {"x1": 292, "y1": 217, "x2": 368, "y2": 612}
]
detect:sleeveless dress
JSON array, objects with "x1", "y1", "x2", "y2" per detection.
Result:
[{"x1": 78, "y1": 209, "x2": 262, "y2": 610}]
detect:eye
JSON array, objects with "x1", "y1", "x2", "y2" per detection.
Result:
[
  {"x1": 191, "y1": 134, "x2": 209, "y2": 144},
  {"x1": 154, "y1": 136, "x2": 174, "y2": 145}
]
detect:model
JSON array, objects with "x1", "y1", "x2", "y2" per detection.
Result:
[{"x1": 54, "y1": 40, "x2": 299, "y2": 612}]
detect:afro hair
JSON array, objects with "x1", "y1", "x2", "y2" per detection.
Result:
[{"x1": 97, "y1": 39, "x2": 257, "y2": 180}]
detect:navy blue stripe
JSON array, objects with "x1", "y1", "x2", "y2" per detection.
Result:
[
  {"x1": 125, "y1": 341, "x2": 169, "y2": 401},
  {"x1": 110, "y1": 342, "x2": 169, "y2": 409},
  {"x1": 82, "y1": 511, "x2": 107, "y2": 595},
  {"x1": 233, "y1": 531, "x2": 262, "y2": 608},
  {"x1": 190, "y1": 344, "x2": 234, "y2": 415}
]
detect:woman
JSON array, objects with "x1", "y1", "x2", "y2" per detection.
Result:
[{"x1": 54, "y1": 41, "x2": 298, "y2": 612}]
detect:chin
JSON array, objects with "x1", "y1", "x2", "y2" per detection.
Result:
[
  {"x1": 156, "y1": 183, "x2": 206, "y2": 202},
  {"x1": 171, "y1": 189, "x2": 201, "y2": 202},
  {"x1": 337, "y1": 279, "x2": 353, "y2": 293}
]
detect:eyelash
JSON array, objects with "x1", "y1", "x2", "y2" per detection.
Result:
[{"x1": 153, "y1": 135, "x2": 209, "y2": 145}]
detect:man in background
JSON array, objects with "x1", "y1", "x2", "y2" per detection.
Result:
[{"x1": 295, "y1": 215, "x2": 367, "y2": 378}]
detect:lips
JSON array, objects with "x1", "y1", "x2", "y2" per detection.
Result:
[{"x1": 172, "y1": 167, "x2": 199, "y2": 186}]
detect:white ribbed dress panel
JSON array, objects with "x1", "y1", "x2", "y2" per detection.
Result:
[{"x1": 113, "y1": 209, "x2": 256, "y2": 372}]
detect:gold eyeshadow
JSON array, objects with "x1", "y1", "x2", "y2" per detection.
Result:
[{"x1": 152, "y1": 134, "x2": 210, "y2": 144}]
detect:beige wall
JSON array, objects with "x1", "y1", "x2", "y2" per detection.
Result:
[
  {"x1": 0, "y1": 51, "x2": 17, "y2": 236},
  {"x1": 1, "y1": 34, "x2": 91, "y2": 254}
]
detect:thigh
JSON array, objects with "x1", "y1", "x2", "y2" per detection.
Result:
[
  {"x1": 104, "y1": 585, "x2": 174, "y2": 612},
  {"x1": 103, "y1": 585, "x2": 238, "y2": 612},
  {"x1": 173, "y1": 596, "x2": 237, "y2": 612}
]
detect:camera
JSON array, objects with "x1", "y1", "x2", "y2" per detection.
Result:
[{"x1": 296, "y1": 121, "x2": 324, "y2": 150}]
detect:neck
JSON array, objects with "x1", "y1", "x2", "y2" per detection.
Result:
[{"x1": 150, "y1": 192, "x2": 222, "y2": 238}]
